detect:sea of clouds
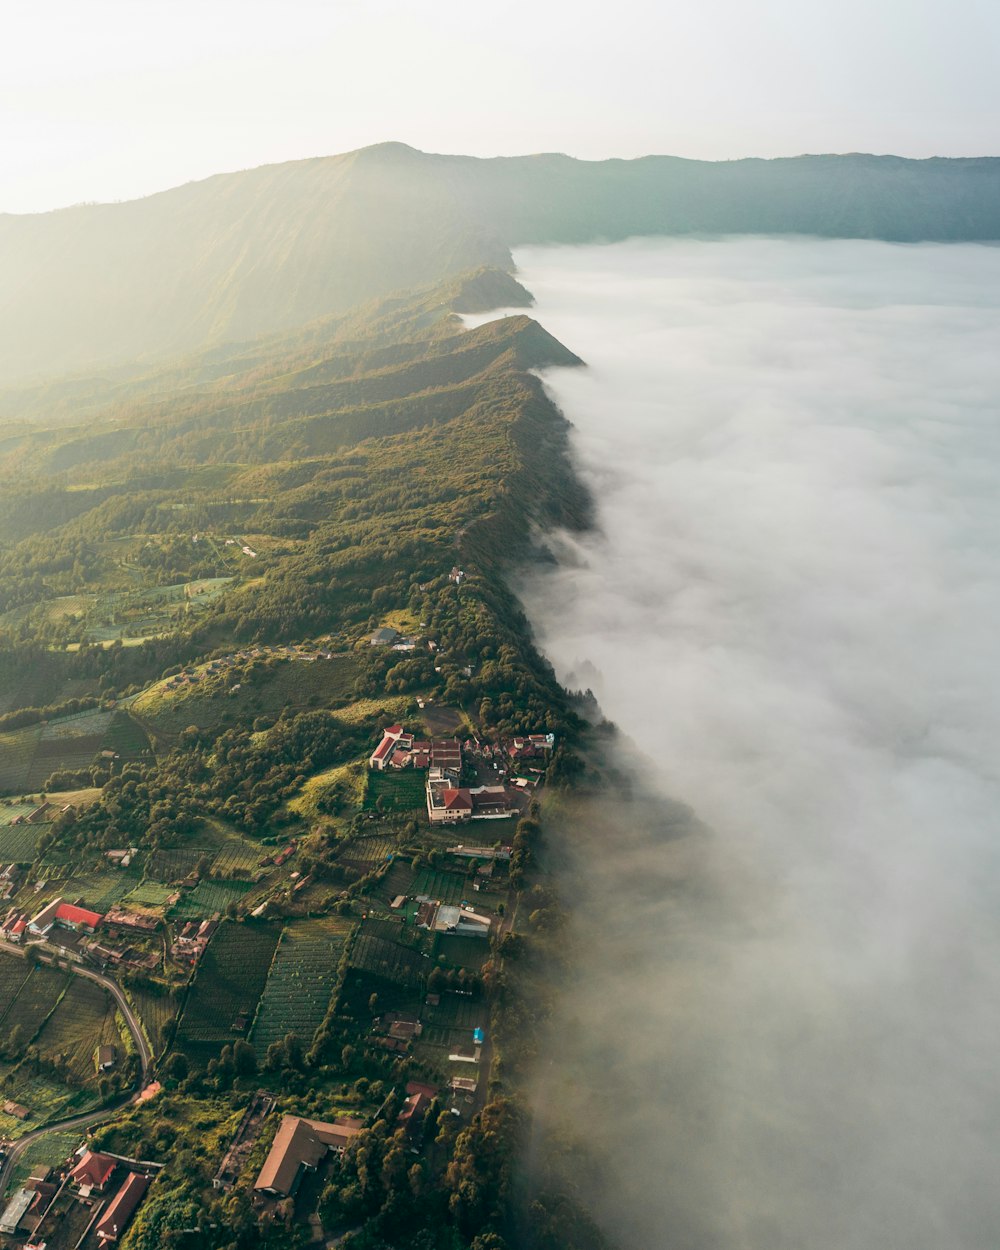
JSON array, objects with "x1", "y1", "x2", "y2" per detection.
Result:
[{"x1": 469, "y1": 236, "x2": 1000, "y2": 1249}]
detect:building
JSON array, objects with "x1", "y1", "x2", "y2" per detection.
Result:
[
  {"x1": 369, "y1": 627, "x2": 398, "y2": 647},
  {"x1": 0, "y1": 1188, "x2": 33, "y2": 1235},
  {"x1": 425, "y1": 904, "x2": 492, "y2": 938},
  {"x1": 397, "y1": 1081, "x2": 438, "y2": 1135},
  {"x1": 3, "y1": 1099, "x2": 29, "y2": 1120},
  {"x1": 254, "y1": 1115, "x2": 364, "y2": 1199},
  {"x1": 98, "y1": 1044, "x2": 117, "y2": 1071},
  {"x1": 96, "y1": 1172, "x2": 151, "y2": 1243},
  {"x1": 426, "y1": 784, "x2": 473, "y2": 824},
  {"x1": 69, "y1": 1150, "x2": 117, "y2": 1196},
  {"x1": 27, "y1": 898, "x2": 103, "y2": 937},
  {"x1": 369, "y1": 725, "x2": 404, "y2": 771}
]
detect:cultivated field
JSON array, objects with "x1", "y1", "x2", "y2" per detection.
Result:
[
  {"x1": 175, "y1": 922, "x2": 280, "y2": 1058},
  {"x1": 0, "y1": 709, "x2": 150, "y2": 793},
  {"x1": 34, "y1": 978, "x2": 120, "y2": 1083},
  {"x1": 364, "y1": 769, "x2": 426, "y2": 812},
  {"x1": 251, "y1": 916, "x2": 356, "y2": 1049},
  {"x1": 169, "y1": 878, "x2": 254, "y2": 919},
  {"x1": 2, "y1": 962, "x2": 70, "y2": 1043},
  {"x1": 0, "y1": 1072, "x2": 101, "y2": 1139}
]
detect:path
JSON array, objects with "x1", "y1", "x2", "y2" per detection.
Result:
[{"x1": 0, "y1": 940, "x2": 153, "y2": 1199}]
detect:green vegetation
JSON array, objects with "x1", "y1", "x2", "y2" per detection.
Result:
[
  {"x1": 174, "y1": 923, "x2": 280, "y2": 1059},
  {"x1": 251, "y1": 916, "x2": 356, "y2": 1049}
]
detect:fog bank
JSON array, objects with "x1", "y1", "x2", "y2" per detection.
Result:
[{"x1": 481, "y1": 238, "x2": 1000, "y2": 1249}]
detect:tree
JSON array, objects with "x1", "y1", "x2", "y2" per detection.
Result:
[
  {"x1": 162, "y1": 1052, "x2": 189, "y2": 1082},
  {"x1": 232, "y1": 1039, "x2": 257, "y2": 1077}
]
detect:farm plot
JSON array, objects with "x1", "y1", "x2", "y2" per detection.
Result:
[
  {"x1": 63, "y1": 867, "x2": 138, "y2": 913},
  {"x1": 169, "y1": 879, "x2": 254, "y2": 919},
  {"x1": 337, "y1": 835, "x2": 399, "y2": 875},
  {"x1": 0, "y1": 819, "x2": 46, "y2": 861},
  {"x1": 410, "y1": 869, "x2": 475, "y2": 907},
  {"x1": 123, "y1": 881, "x2": 177, "y2": 908},
  {"x1": 0, "y1": 951, "x2": 31, "y2": 1023},
  {"x1": 175, "y1": 922, "x2": 280, "y2": 1059},
  {"x1": 34, "y1": 978, "x2": 119, "y2": 1083},
  {"x1": 127, "y1": 985, "x2": 179, "y2": 1058},
  {"x1": 146, "y1": 845, "x2": 208, "y2": 882},
  {"x1": 38, "y1": 709, "x2": 116, "y2": 740},
  {"x1": 251, "y1": 917, "x2": 356, "y2": 1050},
  {"x1": 364, "y1": 770, "x2": 426, "y2": 813},
  {"x1": 349, "y1": 933, "x2": 428, "y2": 990},
  {"x1": 209, "y1": 836, "x2": 267, "y2": 879},
  {"x1": 0, "y1": 726, "x2": 41, "y2": 792},
  {"x1": 6, "y1": 963, "x2": 70, "y2": 1042}
]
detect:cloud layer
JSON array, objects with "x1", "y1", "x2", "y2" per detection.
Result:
[{"x1": 486, "y1": 237, "x2": 1000, "y2": 1249}]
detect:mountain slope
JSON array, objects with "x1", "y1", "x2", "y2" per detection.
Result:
[{"x1": 2, "y1": 144, "x2": 999, "y2": 385}]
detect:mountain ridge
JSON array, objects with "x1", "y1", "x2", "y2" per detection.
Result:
[{"x1": 2, "y1": 144, "x2": 999, "y2": 385}]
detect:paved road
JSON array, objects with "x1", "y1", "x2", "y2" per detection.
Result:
[{"x1": 0, "y1": 940, "x2": 153, "y2": 1199}]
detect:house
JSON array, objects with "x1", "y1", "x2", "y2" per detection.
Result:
[
  {"x1": 431, "y1": 905, "x2": 491, "y2": 938},
  {"x1": 369, "y1": 627, "x2": 398, "y2": 647},
  {"x1": 254, "y1": 1115, "x2": 364, "y2": 1199},
  {"x1": 69, "y1": 1150, "x2": 117, "y2": 1196},
  {"x1": 450, "y1": 1076, "x2": 478, "y2": 1095},
  {"x1": 3, "y1": 1099, "x2": 30, "y2": 1120},
  {"x1": 397, "y1": 1082, "x2": 438, "y2": 1135},
  {"x1": 369, "y1": 725, "x2": 404, "y2": 771},
  {"x1": 98, "y1": 1044, "x2": 117, "y2": 1071},
  {"x1": 426, "y1": 783, "x2": 473, "y2": 824},
  {"x1": 27, "y1": 898, "x2": 103, "y2": 937},
  {"x1": 449, "y1": 567, "x2": 465, "y2": 584},
  {"x1": 27, "y1": 897, "x2": 62, "y2": 935},
  {"x1": 96, "y1": 1171, "x2": 151, "y2": 1242}
]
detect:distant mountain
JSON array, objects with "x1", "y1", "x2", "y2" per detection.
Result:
[{"x1": 2, "y1": 143, "x2": 999, "y2": 385}]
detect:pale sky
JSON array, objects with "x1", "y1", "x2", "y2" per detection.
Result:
[{"x1": 3, "y1": 0, "x2": 999, "y2": 215}]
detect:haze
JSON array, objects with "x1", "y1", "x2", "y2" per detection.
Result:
[
  {"x1": 4, "y1": 0, "x2": 1000, "y2": 213},
  {"x1": 481, "y1": 238, "x2": 1000, "y2": 1248}
]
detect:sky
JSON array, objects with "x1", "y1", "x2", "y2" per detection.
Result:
[
  {"x1": 2, "y1": 0, "x2": 999, "y2": 214},
  {"x1": 468, "y1": 236, "x2": 1000, "y2": 1248}
]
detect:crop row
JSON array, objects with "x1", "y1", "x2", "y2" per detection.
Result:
[{"x1": 251, "y1": 918, "x2": 356, "y2": 1049}]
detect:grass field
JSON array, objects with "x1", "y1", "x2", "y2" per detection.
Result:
[
  {"x1": 134, "y1": 653, "x2": 361, "y2": 738},
  {"x1": 7, "y1": 1130, "x2": 82, "y2": 1189},
  {"x1": 251, "y1": 916, "x2": 357, "y2": 1049},
  {"x1": 288, "y1": 761, "x2": 366, "y2": 820},
  {"x1": 175, "y1": 922, "x2": 281, "y2": 1058},
  {"x1": 364, "y1": 769, "x2": 426, "y2": 812},
  {"x1": 410, "y1": 868, "x2": 476, "y2": 907},
  {"x1": 34, "y1": 978, "x2": 120, "y2": 1083},
  {"x1": 0, "y1": 1072, "x2": 101, "y2": 1139}
]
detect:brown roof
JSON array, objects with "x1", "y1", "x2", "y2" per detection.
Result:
[
  {"x1": 443, "y1": 788, "x2": 473, "y2": 811},
  {"x1": 254, "y1": 1116, "x2": 364, "y2": 1197},
  {"x1": 96, "y1": 1172, "x2": 150, "y2": 1241},
  {"x1": 69, "y1": 1151, "x2": 117, "y2": 1192}
]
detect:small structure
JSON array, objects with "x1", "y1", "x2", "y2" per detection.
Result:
[
  {"x1": 98, "y1": 1044, "x2": 117, "y2": 1071},
  {"x1": 254, "y1": 1115, "x2": 364, "y2": 1199},
  {"x1": 96, "y1": 1171, "x2": 151, "y2": 1242},
  {"x1": 370, "y1": 725, "x2": 404, "y2": 771},
  {"x1": 369, "y1": 627, "x2": 398, "y2": 647},
  {"x1": 0, "y1": 1188, "x2": 33, "y2": 1235},
  {"x1": 3, "y1": 1099, "x2": 29, "y2": 1120}
]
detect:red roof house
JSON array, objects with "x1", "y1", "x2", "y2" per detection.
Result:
[
  {"x1": 96, "y1": 1172, "x2": 150, "y2": 1242},
  {"x1": 55, "y1": 903, "x2": 103, "y2": 931},
  {"x1": 69, "y1": 1151, "x2": 117, "y2": 1195}
]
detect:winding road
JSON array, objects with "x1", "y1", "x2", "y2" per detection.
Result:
[{"x1": 0, "y1": 940, "x2": 153, "y2": 1199}]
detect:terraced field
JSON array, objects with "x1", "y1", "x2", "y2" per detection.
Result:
[
  {"x1": 251, "y1": 916, "x2": 357, "y2": 1049},
  {"x1": 0, "y1": 819, "x2": 46, "y2": 861},
  {"x1": 4, "y1": 963, "x2": 70, "y2": 1043},
  {"x1": 0, "y1": 709, "x2": 150, "y2": 793},
  {"x1": 349, "y1": 932, "x2": 428, "y2": 990},
  {"x1": 169, "y1": 878, "x2": 255, "y2": 919},
  {"x1": 122, "y1": 881, "x2": 177, "y2": 908},
  {"x1": 175, "y1": 922, "x2": 280, "y2": 1060},
  {"x1": 34, "y1": 978, "x2": 120, "y2": 1083},
  {"x1": 127, "y1": 984, "x2": 179, "y2": 1057},
  {"x1": 338, "y1": 835, "x2": 399, "y2": 875},
  {"x1": 7, "y1": 1130, "x2": 83, "y2": 1189},
  {"x1": 0, "y1": 952, "x2": 32, "y2": 1024}
]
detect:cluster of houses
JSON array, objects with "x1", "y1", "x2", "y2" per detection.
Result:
[
  {"x1": 169, "y1": 917, "x2": 218, "y2": 966},
  {"x1": 7, "y1": 802, "x2": 73, "y2": 828},
  {"x1": 0, "y1": 1147, "x2": 155, "y2": 1243},
  {"x1": 1, "y1": 898, "x2": 103, "y2": 946},
  {"x1": 0, "y1": 897, "x2": 168, "y2": 975}
]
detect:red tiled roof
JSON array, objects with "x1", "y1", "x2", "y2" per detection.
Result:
[
  {"x1": 10, "y1": 920, "x2": 26, "y2": 935},
  {"x1": 96, "y1": 1172, "x2": 150, "y2": 1241},
  {"x1": 56, "y1": 903, "x2": 103, "y2": 928},
  {"x1": 371, "y1": 736, "x2": 395, "y2": 761},
  {"x1": 69, "y1": 1151, "x2": 116, "y2": 1191},
  {"x1": 443, "y1": 789, "x2": 473, "y2": 811}
]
